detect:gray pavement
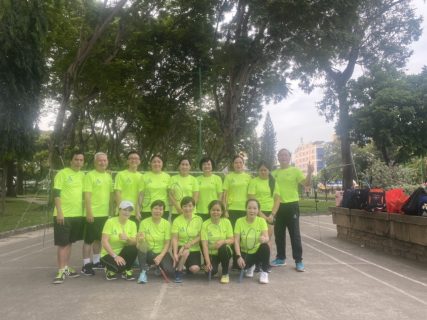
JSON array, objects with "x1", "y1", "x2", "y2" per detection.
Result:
[{"x1": 0, "y1": 215, "x2": 425, "y2": 320}]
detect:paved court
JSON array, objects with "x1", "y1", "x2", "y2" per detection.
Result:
[{"x1": 0, "y1": 215, "x2": 425, "y2": 320}]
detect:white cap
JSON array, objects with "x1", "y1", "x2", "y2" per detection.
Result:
[{"x1": 119, "y1": 200, "x2": 134, "y2": 211}]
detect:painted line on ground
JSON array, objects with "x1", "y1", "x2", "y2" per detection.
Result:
[
  {"x1": 303, "y1": 233, "x2": 427, "y2": 287},
  {"x1": 0, "y1": 239, "x2": 53, "y2": 258},
  {"x1": 149, "y1": 283, "x2": 168, "y2": 319},
  {"x1": 304, "y1": 241, "x2": 426, "y2": 305},
  {"x1": 301, "y1": 220, "x2": 336, "y2": 231}
]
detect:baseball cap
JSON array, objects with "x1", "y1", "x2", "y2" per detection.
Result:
[{"x1": 119, "y1": 200, "x2": 134, "y2": 211}]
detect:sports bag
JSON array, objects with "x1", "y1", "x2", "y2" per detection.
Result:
[
  {"x1": 367, "y1": 188, "x2": 386, "y2": 212},
  {"x1": 385, "y1": 189, "x2": 408, "y2": 213},
  {"x1": 341, "y1": 188, "x2": 369, "y2": 210},
  {"x1": 402, "y1": 187, "x2": 427, "y2": 216}
]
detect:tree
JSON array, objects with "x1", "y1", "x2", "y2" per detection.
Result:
[
  {"x1": 296, "y1": 0, "x2": 421, "y2": 189},
  {"x1": 350, "y1": 66, "x2": 427, "y2": 164},
  {"x1": 259, "y1": 112, "x2": 277, "y2": 169},
  {"x1": 0, "y1": 0, "x2": 47, "y2": 203}
]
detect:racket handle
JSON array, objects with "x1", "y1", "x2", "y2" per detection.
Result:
[
  {"x1": 158, "y1": 266, "x2": 170, "y2": 283},
  {"x1": 208, "y1": 270, "x2": 212, "y2": 282},
  {"x1": 239, "y1": 269, "x2": 244, "y2": 283}
]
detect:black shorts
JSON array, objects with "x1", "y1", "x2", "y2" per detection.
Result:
[
  {"x1": 178, "y1": 247, "x2": 201, "y2": 269},
  {"x1": 83, "y1": 217, "x2": 109, "y2": 244},
  {"x1": 54, "y1": 217, "x2": 84, "y2": 246}
]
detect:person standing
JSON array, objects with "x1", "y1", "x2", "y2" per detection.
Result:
[
  {"x1": 269, "y1": 148, "x2": 313, "y2": 272},
  {"x1": 114, "y1": 151, "x2": 144, "y2": 224},
  {"x1": 52, "y1": 151, "x2": 85, "y2": 284},
  {"x1": 140, "y1": 155, "x2": 171, "y2": 221},
  {"x1": 196, "y1": 157, "x2": 223, "y2": 221},
  {"x1": 81, "y1": 152, "x2": 113, "y2": 276},
  {"x1": 168, "y1": 158, "x2": 199, "y2": 221}
]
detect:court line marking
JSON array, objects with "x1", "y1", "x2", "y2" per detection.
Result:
[
  {"x1": 0, "y1": 239, "x2": 53, "y2": 258},
  {"x1": 149, "y1": 283, "x2": 168, "y2": 319},
  {"x1": 301, "y1": 220, "x2": 336, "y2": 231},
  {"x1": 303, "y1": 233, "x2": 427, "y2": 287},
  {"x1": 304, "y1": 241, "x2": 426, "y2": 305}
]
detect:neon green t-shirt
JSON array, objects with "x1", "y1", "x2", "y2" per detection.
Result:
[
  {"x1": 223, "y1": 172, "x2": 251, "y2": 211},
  {"x1": 101, "y1": 217, "x2": 137, "y2": 256},
  {"x1": 201, "y1": 218, "x2": 233, "y2": 255},
  {"x1": 196, "y1": 174, "x2": 223, "y2": 215},
  {"x1": 234, "y1": 216, "x2": 267, "y2": 254},
  {"x1": 247, "y1": 177, "x2": 279, "y2": 212},
  {"x1": 141, "y1": 171, "x2": 171, "y2": 212},
  {"x1": 53, "y1": 168, "x2": 85, "y2": 217},
  {"x1": 169, "y1": 174, "x2": 199, "y2": 214},
  {"x1": 272, "y1": 167, "x2": 305, "y2": 203},
  {"x1": 83, "y1": 170, "x2": 113, "y2": 217},
  {"x1": 171, "y1": 214, "x2": 203, "y2": 252},
  {"x1": 114, "y1": 170, "x2": 144, "y2": 215},
  {"x1": 138, "y1": 217, "x2": 171, "y2": 254}
]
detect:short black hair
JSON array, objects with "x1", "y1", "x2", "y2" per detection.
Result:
[
  {"x1": 180, "y1": 196, "x2": 195, "y2": 207},
  {"x1": 199, "y1": 157, "x2": 215, "y2": 171},
  {"x1": 127, "y1": 150, "x2": 140, "y2": 159},
  {"x1": 150, "y1": 200, "x2": 165, "y2": 210}
]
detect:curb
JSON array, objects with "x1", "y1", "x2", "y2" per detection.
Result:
[{"x1": 0, "y1": 223, "x2": 53, "y2": 239}]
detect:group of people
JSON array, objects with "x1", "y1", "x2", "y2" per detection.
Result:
[{"x1": 52, "y1": 148, "x2": 313, "y2": 285}]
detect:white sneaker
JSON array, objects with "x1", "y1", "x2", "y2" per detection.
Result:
[
  {"x1": 259, "y1": 271, "x2": 269, "y2": 284},
  {"x1": 245, "y1": 265, "x2": 255, "y2": 278}
]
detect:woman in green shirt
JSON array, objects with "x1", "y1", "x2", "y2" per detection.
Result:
[
  {"x1": 169, "y1": 158, "x2": 199, "y2": 221},
  {"x1": 141, "y1": 155, "x2": 171, "y2": 221},
  {"x1": 223, "y1": 155, "x2": 252, "y2": 228},
  {"x1": 201, "y1": 200, "x2": 234, "y2": 284},
  {"x1": 101, "y1": 200, "x2": 137, "y2": 281},
  {"x1": 234, "y1": 199, "x2": 270, "y2": 284},
  {"x1": 196, "y1": 157, "x2": 223, "y2": 221},
  {"x1": 136, "y1": 200, "x2": 174, "y2": 284},
  {"x1": 171, "y1": 197, "x2": 203, "y2": 283}
]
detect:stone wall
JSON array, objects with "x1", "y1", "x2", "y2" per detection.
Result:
[{"x1": 330, "y1": 207, "x2": 427, "y2": 263}]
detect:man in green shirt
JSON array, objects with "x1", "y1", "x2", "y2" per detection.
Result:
[
  {"x1": 52, "y1": 151, "x2": 85, "y2": 284},
  {"x1": 270, "y1": 148, "x2": 313, "y2": 272},
  {"x1": 114, "y1": 151, "x2": 144, "y2": 223},
  {"x1": 81, "y1": 152, "x2": 113, "y2": 276}
]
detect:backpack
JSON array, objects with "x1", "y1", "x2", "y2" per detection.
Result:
[
  {"x1": 367, "y1": 188, "x2": 386, "y2": 212},
  {"x1": 341, "y1": 188, "x2": 369, "y2": 210},
  {"x1": 385, "y1": 188, "x2": 409, "y2": 213},
  {"x1": 402, "y1": 187, "x2": 427, "y2": 216}
]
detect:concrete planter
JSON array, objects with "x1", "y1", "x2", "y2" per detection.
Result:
[{"x1": 329, "y1": 207, "x2": 427, "y2": 263}]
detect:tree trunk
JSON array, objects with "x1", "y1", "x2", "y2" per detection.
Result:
[
  {"x1": 16, "y1": 161, "x2": 24, "y2": 195},
  {"x1": 6, "y1": 160, "x2": 16, "y2": 197},
  {"x1": 0, "y1": 167, "x2": 5, "y2": 215}
]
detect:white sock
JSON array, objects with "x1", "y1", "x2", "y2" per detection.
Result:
[
  {"x1": 93, "y1": 254, "x2": 101, "y2": 264},
  {"x1": 83, "y1": 258, "x2": 91, "y2": 265}
]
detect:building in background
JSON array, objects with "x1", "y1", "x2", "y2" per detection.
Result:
[{"x1": 293, "y1": 140, "x2": 326, "y2": 176}]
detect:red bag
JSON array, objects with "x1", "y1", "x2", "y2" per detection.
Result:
[{"x1": 385, "y1": 189, "x2": 409, "y2": 213}]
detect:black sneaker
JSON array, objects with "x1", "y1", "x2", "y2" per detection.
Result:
[
  {"x1": 92, "y1": 261, "x2": 104, "y2": 270},
  {"x1": 122, "y1": 270, "x2": 135, "y2": 281},
  {"x1": 254, "y1": 265, "x2": 261, "y2": 273},
  {"x1": 81, "y1": 263, "x2": 95, "y2": 276},
  {"x1": 106, "y1": 271, "x2": 118, "y2": 281},
  {"x1": 64, "y1": 266, "x2": 80, "y2": 278}
]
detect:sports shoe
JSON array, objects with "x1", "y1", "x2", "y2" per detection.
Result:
[
  {"x1": 106, "y1": 270, "x2": 117, "y2": 281},
  {"x1": 174, "y1": 271, "x2": 183, "y2": 283},
  {"x1": 270, "y1": 258, "x2": 286, "y2": 267},
  {"x1": 81, "y1": 263, "x2": 95, "y2": 276},
  {"x1": 220, "y1": 274, "x2": 229, "y2": 284},
  {"x1": 296, "y1": 262, "x2": 305, "y2": 272},
  {"x1": 92, "y1": 261, "x2": 104, "y2": 270},
  {"x1": 122, "y1": 270, "x2": 135, "y2": 281},
  {"x1": 53, "y1": 269, "x2": 65, "y2": 284},
  {"x1": 245, "y1": 265, "x2": 255, "y2": 278},
  {"x1": 137, "y1": 271, "x2": 148, "y2": 284},
  {"x1": 259, "y1": 271, "x2": 269, "y2": 284},
  {"x1": 64, "y1": 266, "x2": 80, "y2": 278}
]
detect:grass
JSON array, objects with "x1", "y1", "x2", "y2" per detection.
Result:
[
  {"x1": 0, "y1": 196, "x2": 51, "y2": 233},
  {"x1": 299, "y1": 197, "x2": 335, "y2": 215}
]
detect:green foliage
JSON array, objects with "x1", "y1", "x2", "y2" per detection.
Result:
[
  {"x1": 259, "y1": 112, "x2": 277, "y2": 169},
  {"x1": 350, "y1": 66, "x2": 427, "y2": 164},
  {"x1": 0, "y1": 0, "x2": 47, "y2": 161}
]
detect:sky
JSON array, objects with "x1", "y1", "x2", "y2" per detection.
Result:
[{"x1": 259, "y1": 0, "x2": 427, "y2": 154}]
